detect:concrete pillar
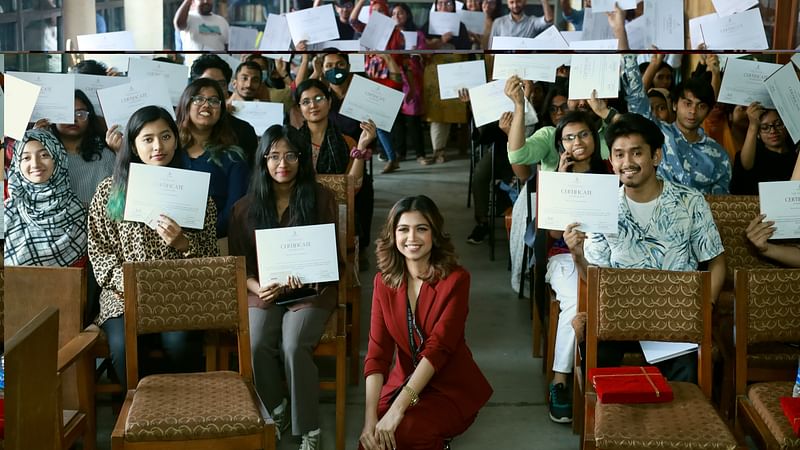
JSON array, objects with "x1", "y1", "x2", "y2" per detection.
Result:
[
  {"x1": 63, "y1": 0, "x2": 97, "y2": 48},
  {"x1": 124, "y1": 0, "x2": 163, "y2": 49}
]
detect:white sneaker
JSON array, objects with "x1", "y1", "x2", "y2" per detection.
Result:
[
  {"x1": 300, "y1": 429, "x2": 321, "y2": 450},
  {"x1": 272, "y1": 398, "x2": 290, "y2": 440}
]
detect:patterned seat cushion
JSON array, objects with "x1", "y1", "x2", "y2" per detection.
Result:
[
  {"x1": 595, "y1": 382, "x2": 737, "y2": 450},
  {"x1": 747, "y1": 382, "x2": 800, "y2": 449},
  {"x1": 125, "y1": 371, "x2": 265, "y2": 442}
]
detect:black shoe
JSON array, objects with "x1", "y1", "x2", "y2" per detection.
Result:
[
  {"x1": 548, "y1": 382, "x2": 573, "y2": 423},
  {"x1": 466, "y1": 224, "x2": 488, "y2": 245}
]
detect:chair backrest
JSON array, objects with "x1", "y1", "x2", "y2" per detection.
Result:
[
  {"x1": 5, "y1": 266, "x2": 86, "y2": 410},
  {"x1": 316, "y1": 173, "x2": 355, "y2": 297},
  {"x1": 122, "y1": 256, "x2": 251, "y2": 387},
  {"x1": 706, "y1": 195, "x2": 778, "y2": 286},
  {"x1": 734, "y1": 268, "x2": 800, "y2": 391},
  {"x1": 586, "y1": 266, "x2": 713, "y2": 396},
  {"x1": 5, "y1": 306, "x2": 60, "y2": 450}
]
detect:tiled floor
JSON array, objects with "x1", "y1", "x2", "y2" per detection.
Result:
[{"x1": 94, "y1": 153, "x2": 579, "y2": 449}]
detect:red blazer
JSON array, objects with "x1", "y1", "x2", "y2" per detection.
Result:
[{"x1": 364, "y1": 267, "x2": 493, "y2": 420}]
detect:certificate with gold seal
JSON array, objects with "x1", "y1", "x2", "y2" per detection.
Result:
[
  {"x1": 759, "y1": 181, "x2": 800, "y2": 240},
  {"x1": 537, "y1": 171, "x2": 619, "y2": 234},
  {"x1": 255, "y1": 223, "x2": 340, "y2": 286}
]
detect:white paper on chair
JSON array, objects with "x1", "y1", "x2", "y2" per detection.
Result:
[
  {"x1": 437, "y1": 60, "x2": 486, "y2": 100},
  {"x1": 568, "y1": 54, "x2": 621, "y2": 99},
  {"x1": 8, "y1": 72, "x2": 76, "y2": 124},
  {"x1": 765, "y1": 63, "x2": 800, "y2": 144},
  {"x1": 640, "y1": 341, "x2": 698, "y2": 364},
  {"x1": 717, "y1": 58, "x2": 781, "y2": 109}
]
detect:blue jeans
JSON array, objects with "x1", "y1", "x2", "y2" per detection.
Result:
[
  {"x1": 377, "y1": 129, "x2": 396, "y2": 162},
  {"x1": 101, "y1": 315, "x2": 202, "y2": 390}
]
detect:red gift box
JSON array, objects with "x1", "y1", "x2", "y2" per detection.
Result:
[
  {"x1": 780, "y1": 397, "x2": 800, "y2": 436},
  {"x1": 589, "y1": 366, "x2": 673, "y2": 404}
]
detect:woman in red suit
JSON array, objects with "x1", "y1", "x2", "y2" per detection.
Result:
[{"x1": 359, "y1": 195, "x2": 493, "y2": 450}]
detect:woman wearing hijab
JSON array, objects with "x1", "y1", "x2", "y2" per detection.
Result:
[{"x1": 4, "y1": 128, "x2": 88, "y2": 267}]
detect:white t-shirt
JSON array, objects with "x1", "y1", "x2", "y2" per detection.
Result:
[
  {"x1": 626, "y1": 195, "x2": 658, "y2": 229},
  {"x1": 180, "y1": 11, "x2": 229, "y2": 51}
]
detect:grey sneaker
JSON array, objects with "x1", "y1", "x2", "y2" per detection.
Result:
[
  {"x1": 300, "y1": 429, "x2": 321, "y2": 450},
  {"x1": 272, "y1": 398, "x2": 290, "y2": 440}
]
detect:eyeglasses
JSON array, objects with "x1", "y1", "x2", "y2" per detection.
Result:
[
  {"x1": 265, "y1": 152, "x2": 299, "y2": 164},
  {"x1": 190, "y1": 95, "x2": 222, "y2": 108},
  {"x1": 549, "y1": 104, "x2": 568, "y2": 113},
  {"x1": 299, "y1": 95, "x2": 328, "y2": 107},
  {"x1": 759, "y1": 122, "x2": 784, "y2": 133},
  {"x1": 74, "y1": 110, "x2": 90, "y2": 121},
  {"x1": 562, "y1": 130, "x2": 592, "y2": 142}
]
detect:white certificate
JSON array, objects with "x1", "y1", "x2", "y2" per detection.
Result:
[
  {"x1": 568, "y1": 54, "x2": 621, "y2": 99},
  {"x1": 127, "y1": 58, "x2": 190, "y2": 107},
  {"x1": 8, "y1": 72, "x2": 75, "y2": 124},
  {"x1": 458, "y1": 10, "x2": 485, "y2": 34},
  {"x1": 428, "y1": 11, "x2": 461, "y2": 36},
  {"x1": 124, "y1": 163, "x2": 211, "y2": 230},
  {"x1": 260, "y1": 14, "x2": 293, "y2": 51},
  {"x1": 765, "y1": 63, "x2": 800, "y2": 144},
  {"x1": 711, "y1": 0, "x2": 758, "y2": 17},
  {"x1": 644, "y1": 0, "x2": 684, "y2": 50},
  {"x1": 537, "y1": 171, "x2": 619, "y2": 234},
  {"x1": 97, "y1": 78, "x2": 175, "y2": 131},
  {"x1": 568, "y1": 38, "x2": 618, "y2": 50},
  {"x1": 256, "y1": 223, "x2": 339, "y2": 286},
  {"x1": 468, "y1": 79, "x2": 537, "y2": 128},
  {"x1": 317, "y1": 39, "x2": 361, "y2": 51},
  {"x1": 231, "y1": 101, "x2": 284, "y2": 136},
  {"x1": 581, "y1": 8, "x2": 615, "y2": 41},
  {"x1": 640, "y1": 341, "x2": 698, "y2": 364},
  {"x1": 698, "y1": 8, "x2": 768, "y2": 50},
  {"x1": 492, "y1": 54, "x2": 566, "y2": 82},
  {"x1": 359, "y1": 11, "x2": 395, "y2": 51},
  {"x1": 229, "y1": 26, "x2": 260, "y2": 51},
  {"x1": 793, "y1": 52, "x2": 800, "y2": 69},
  {"x1": 758, "y1": 181, "x2": 800, "y2": 239},
  {"x1": 560, "y1": 30, "x2": 583, "y2": 44},
  {"x1": 339, "y1": 75, "x2": 404, "y2": 132},
  {"x1": 74, "y1": 74, "x2": 129, "y2": 116},
  {"x1": 689, "y1": 13, "x2": 718, "y2": 50},
  {"x1": 591, "y1": 0, "x2": 637, "y2": 12},
  {"x1": 624, "y1": 15, "x2": 648, "y2": 49},
  {"x1": 349, "y1": 54, "x2": 366, "y2": 73},
  {"x1": 3, "y1": 74, "x2": 41, "y2": 141},
  {"x1": 76, "y1": 31, "x2": 138, "y2": 71},
  {"x1": 529, "y1": 25, "x2": 570, "y2": 49},
  {"x1": 437, "y1": 60, "x2": 486, "y2": 100},
  {"x1": 285, "y1": 4, "x2": 339, "y2": 45},
  {"x1": 402, "y1": 31, "x2": 418, "y2": 50},
  {"x1": 491, "y1": 36, "x2": 538, "y2": 50},
  {"x1": 718, "y1": 58, "x2": 781, "y2": 109}
]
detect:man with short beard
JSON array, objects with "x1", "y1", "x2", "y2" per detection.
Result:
[
  {"x1": 488, "y1": 0, "x2": 553, "y2": 44},
  {"x1": 231, "y1": 61, "x2": 264, "y2": 102},
  {"x1": 174, "y1": 0, "x2": 229, "y2": 55}
]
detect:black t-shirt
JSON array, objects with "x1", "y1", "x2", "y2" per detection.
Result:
[
  {"x1": 229, "y1": 115, "x2": 259, "y2": 169},
  {"x1": 730, "y1": 143, "x2": 799, "y2": 195}
]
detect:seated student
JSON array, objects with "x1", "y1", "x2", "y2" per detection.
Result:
[
  {"x1": 359, "y1": 195, "x2": 492, "y2": 450},
  {"x1": 88, "y1": 106, "x2": 219, "y2": 391},
  {"x1": 229, "y1": 61, "x2": 264, "y2": 103},
  {"x1": 730, "y1": 102, "x2": 799, "y2": 195},
  {"x1": 564, "y1": 113, "x2": 726, "y2": 382},
  {"x1": 541, "y1": 110, "x2": 612, "y2": 424},
  {"x1": 245, "y1": 53, "x2": 294, "y2": 110},
  {"x1": 175, "y1": 78, "x2": 249, "y2": 238},
  {"x1": 228, "y1": 125, "x2": 339, "y2": 449},
  {"x1": 4, "y1": 129, "x2": 87, "y2": 267}
]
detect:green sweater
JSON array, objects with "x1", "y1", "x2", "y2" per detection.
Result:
[{"x1": 507, "y1": 125, "x2": 610, "y2": 172}]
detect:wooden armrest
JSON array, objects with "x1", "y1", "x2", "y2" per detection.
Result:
[
  {"x1": 58, "y1": 329, "x2": 100, "y2": 372},
  {"x1": 335, "y1": 304, "x2": 347, "y2": 335}
]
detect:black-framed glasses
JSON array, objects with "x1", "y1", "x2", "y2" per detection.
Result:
[
  {"x1": 265, "y1": 152, "x2": 299, "y2": 164},
  {"x1": 74, "y1": 110, "x2": 90, "y2": 121},
  {"x1": 562, "y1": 130, "x2": 592, "y2": 142},
  {"x1": 190, "y1": 95, "x2": 222, "y2": 108},
  {"x1": 759, "y1": 122, "x2": 784, "y2": 133},
  {"x1": 299, "y1": 95, "x2": 328, "y2": 107},
  {"x1": 549, "y1": 104, "x2": 568, "y2": 113}
]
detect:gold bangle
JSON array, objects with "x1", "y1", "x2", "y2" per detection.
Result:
[{"x1": 402, "y1": 385, "x2": 419, "y2": 407}]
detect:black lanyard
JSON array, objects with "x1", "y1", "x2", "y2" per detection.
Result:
[{"x1": 406, "y1": 298, "x2": 425, "y2": 367}]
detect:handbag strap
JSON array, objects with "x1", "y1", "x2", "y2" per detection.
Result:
[{"x1": 406, "y1": 297, "x2": 425, "y2": 367}]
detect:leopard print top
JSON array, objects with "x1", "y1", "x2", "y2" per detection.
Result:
[{"x1": 87, "y1": 177, "x2": 220, "y2": 325}]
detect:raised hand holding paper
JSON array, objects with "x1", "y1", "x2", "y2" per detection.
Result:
[
  {"x1": 468, "y1": 80, "x2": 537, "y2": 128},
  {"x1": 359, "y1": 11, "x2": 395, "y2": 50},
  {"x1": 97, "y1": 79, "x2": 175, "y2": 132},
  {"x1": 568, "y1": 54, "x2": 621, "y2": 100},
  {"x1": 3, "y1": 74, "x2": 41, "y2": 141},
  {"x1": 260, "y1": 14, "x2": 292, "y2": 51},
  {"x1": 231, "y1": 101, "x2": 284, "y2": 136},
  {"x1": 339, "y1": 75, "x2": 404, "y2": 132},
  {"x1": 581, "y1": 8, "x2": 615, "y2": 41},
  {"x1": 285, "y1": 4, "x2": 339, "y2": 45},
  {"x1": 256, "y1": 223, "x2": 339, "y2": 286},
  {"x1": 8, "y1": 72, "x2": 75, "y2": 125},
  {"x1": 437, "y1": 60, "x2": 487, "y2": 100},
  {"x1": 643, "y1": 0, "x2": 684, "y2": 50},
  {"x1": 537, "y1": 171, "x2": 619, "y2": 234},
  {"x1": 127, "y1": 58, "x2": 190, "y2": 107},
  {"x1": 718, "y1": 58, "x2": 781, "y2": 109},
  {"x1": 765, "y1": 63, "x2": 800, "y2": 144},
  {"x1": 492, "y1": 54, "x2": 566, "y2": 82},
  {"x1": 698, "y1": 8, "x2": 768, "y2": 50},
  {"x1": 124, "y1": 164, "x2": 211, "y2": 230},
  {"x1": 758, "y1": 181, "x2": 800, "y2": 239}
]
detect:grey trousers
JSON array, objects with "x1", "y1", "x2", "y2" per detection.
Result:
[{"x1": 248, "y1": 304, "x2": 333, "y2": 435}]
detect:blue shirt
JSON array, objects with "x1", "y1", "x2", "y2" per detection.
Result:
[
  {"x1": 584, "y1": 179, "x2": 724, "y2": 271},
  {"x1": 563, "y1": 8, "x2": 584, "y2": 30},
  {"x1": 622, "y1": 54, "x2": 731, "y2": 194}
]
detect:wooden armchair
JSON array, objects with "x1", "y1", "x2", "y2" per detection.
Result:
[
  {"x1": 583, "y1": 267, "x2": 739, "y2": 450},
  {"x1": 5, "y1": 266, "x2": 99, "y2": 450},
  {"x1": 734, "y1": 268, "x2": 800, "y2": 450},
  {"x1": 111, "y1": 256, "x2": 275, "y2": 450}
]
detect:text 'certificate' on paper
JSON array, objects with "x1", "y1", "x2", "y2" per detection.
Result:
[
  {"x1": 8, "y1": 72, "x2": 75, "y2": 124},
  {"x1": 97, "y1": 78, "x2": 175, "y2": 131},
  {"x1": 718, "y1": 58, "x2": 781, "y2": 109},
  {"x1": 339, "y1": 75, "x2": 404, "y2": 132},
  {"x1": 124, "y1": 164, "x2": 211, "y2": 230},
  {"x1": 256, "y1": 223, "x2": 340, "y2": 286},
  {"x1": 758, "y1": 181, "x2": 800, "y2": 240},
  {"x1": 537, "y1": 171, "x2": 619, "y2": 234}
]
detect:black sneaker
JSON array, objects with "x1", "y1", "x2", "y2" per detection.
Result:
[
  {"x1": 548, "y1": 382, "x2": 573, "y2": 423},
  {"x1": 466, "y1": 224, "x2": 488, "y2": 245}
]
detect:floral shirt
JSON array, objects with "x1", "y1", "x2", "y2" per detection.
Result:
[
  {"x1": 584, "y1": 178, "x2": 724, "y2": 270},
  {"x1": 622, "y1": 54, "x2": 731, "y2": 194}
]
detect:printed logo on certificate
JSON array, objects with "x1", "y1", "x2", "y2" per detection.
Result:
[
  {"x1": 123, "y1": 164, "x2": 211, "y2": 230},
  {"x1": 537, "y1": 171, "x2": 619, "y2": 234},
  {"x1": 255, "y1": 223, "x2": 340, "y2": 286},
  {"x1": 759, "y1": 181, "x2": 800, "y2": 240}
]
